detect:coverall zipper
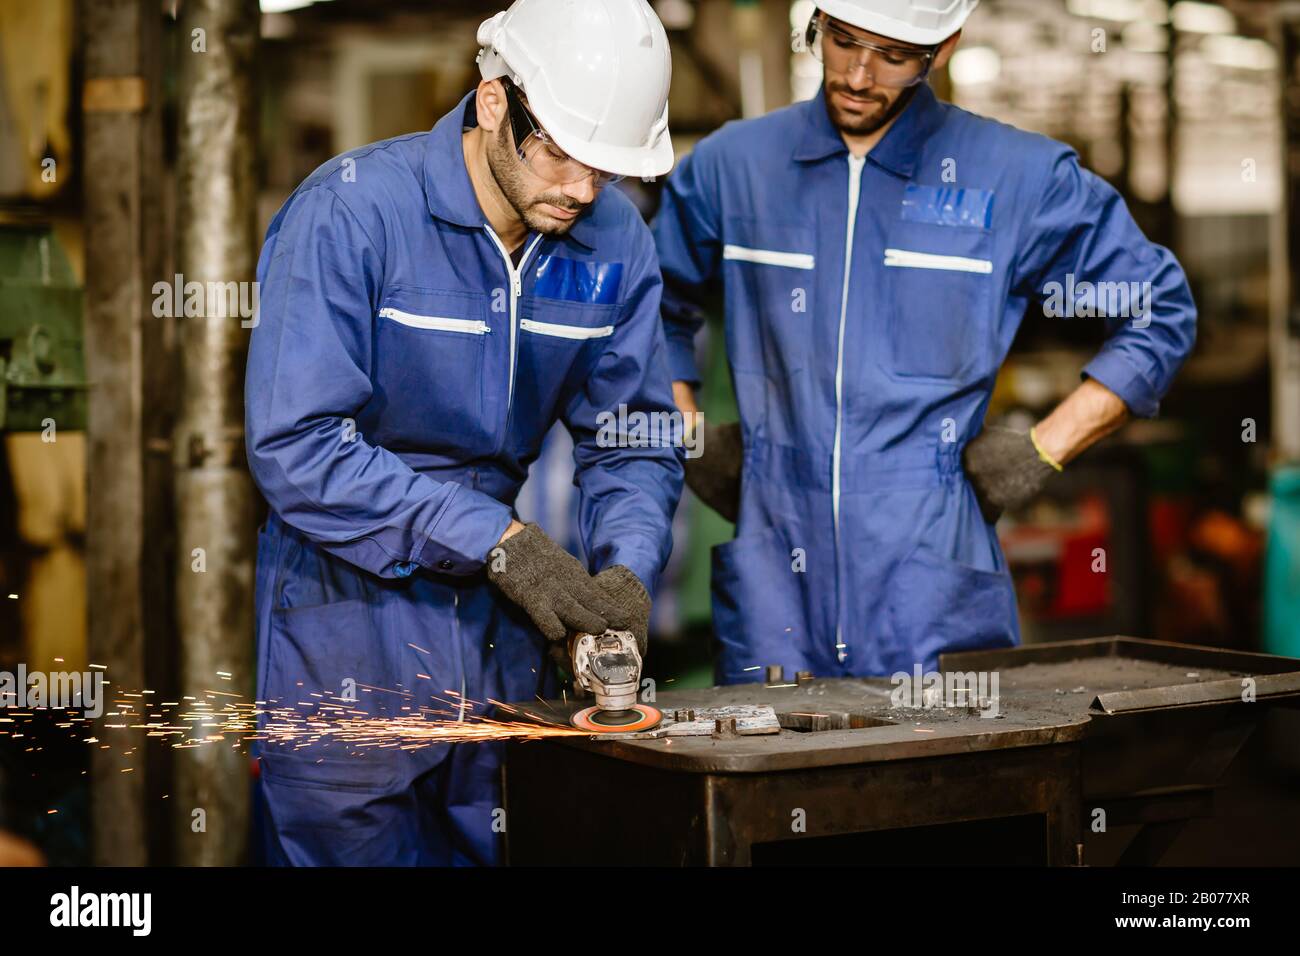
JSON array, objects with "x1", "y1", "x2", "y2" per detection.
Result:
[
  {"x1": 832, "y1": 154, "x2": 866, "y2": 666},
  {"x1": 473, "y1": 229, "x2": 541, "y2": 712},
  {"x1": 482, "y1": 228, "x2": 545, "y2": 410}
]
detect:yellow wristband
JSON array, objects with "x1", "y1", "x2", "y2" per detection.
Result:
[{"x1": 1029, "y1": 427, "x2": 1064, "y2": 472}]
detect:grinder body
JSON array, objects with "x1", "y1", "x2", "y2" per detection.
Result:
[{"x1": 567, "y1": 630, "x2": 660, "y2": 732}]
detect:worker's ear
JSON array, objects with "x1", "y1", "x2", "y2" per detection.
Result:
[
  {"x1": 475, "y1": 79, "x2": 509, "y2": 136},
  {"x1": 932, "y1": 29, "x2": 962, "y2": 72}
]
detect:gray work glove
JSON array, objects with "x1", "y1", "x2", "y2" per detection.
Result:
[
  {"x1": 544, "y1": 567, "x2": 651, "y2": 682},
  {"x1": 592, "y1": 565, "x2": 651, "y2": 656},
  {"x1": 961, "y1": 426, "x2": 1060, "y2": 524},
  {"x1": 487, "y1": 523, "x2": 621, "y2": 643},
  {"x1": 684, "y1": 421, "x2": 742, "y2": 523}
]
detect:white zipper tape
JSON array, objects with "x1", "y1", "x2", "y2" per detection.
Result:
[
  {"x1": 379, "y1": 307, "x2": 489, "y2": 334},
  {"x1": 520, "y1": 318, "x2": 615, "y2": 340},
  {"x1": 723, "y1": 244, "x2": 816, "y2": 271},
  {"x1": 832, "y1": 154, "x2": 865, "y2": 666},
  {"x1": 883, "y1": 248, "x2": 993, "y2": 274}
]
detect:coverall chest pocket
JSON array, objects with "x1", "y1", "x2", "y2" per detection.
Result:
[
  {"x1": 722, "y1": 217, "x2": 816, "y2": 377},
  {"x1": 516, "y1": 297, "x2": 617, "y2": 425},
  {"x1": 374, "y1": 287, "x2": 489, "y2": 449},
  {"x1": 881, "y1": 220, "x2": 995, "y2": 383}
]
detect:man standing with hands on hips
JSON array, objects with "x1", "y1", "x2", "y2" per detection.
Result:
[{"x1": 655, "y1": 0, "x2": 1196, "y2": 683}]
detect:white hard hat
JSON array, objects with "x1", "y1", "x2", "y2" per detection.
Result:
[
  {"x1": 477, "y1": 0, "x2": 674, "y2": 179},
  {"x1": 815, "y1": 0, "x2": 979, "y2": 46}
]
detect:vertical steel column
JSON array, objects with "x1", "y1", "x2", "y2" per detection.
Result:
[
  {"x1": 171, "y1": 0, "x2": 259, "y2": 865},
  {"x1": 81, "y1": 0, "x2": 166, "y2": 867},
  {"x1": 1273, "y1": 6, "x2": 1300, "y2": 462}
]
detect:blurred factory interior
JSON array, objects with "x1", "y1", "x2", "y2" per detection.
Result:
[{"x1": 0, "y1": 0, "x2": 1298, "y2": 866}]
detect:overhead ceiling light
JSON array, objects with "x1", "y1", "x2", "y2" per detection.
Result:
[
  {"x1": 949, "y1": 46, "x2": 1001, "y2": 87},
  {"x1": 1201, "y1": 34, "x2": 1277, "y2": 71},
  {"x1": 1171, "y1": 1, "x2": 1235, "y2": 35},
  {"x1": 1067, "y1": 0, "x2": 1170, "y2": 23},
  {"x1": 260, "y1": 0, "x2": 316, "y2": 12}
]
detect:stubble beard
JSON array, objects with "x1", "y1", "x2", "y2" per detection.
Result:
[
  {"x1": 486, "y1": 125, "x2": 586, "y2": 237},
  {"x1": 824, "y1": 81, "x2": 918, "y2": 136}
]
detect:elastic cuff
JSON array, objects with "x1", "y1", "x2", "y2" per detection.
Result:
[
  {"x1": 1081, "y1": 351, "x2": 1160, "y2": 419},
  {"x1": 1029, "y1": 427, "x2": 1064, "y2": 472},
  {"x1": 414, "y1": 483, "x2": 514, "y2": 575},
  {"x1": 666, "y1": 339, "x2": 702, "y2": 387}
]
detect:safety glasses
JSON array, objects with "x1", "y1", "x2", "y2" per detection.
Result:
[
  {"x1": 805, "y1": 16, "x2": 937, "y2": 89},
  {"x1": 501, "y1": 78, "x2": 624, "y2": 188}
]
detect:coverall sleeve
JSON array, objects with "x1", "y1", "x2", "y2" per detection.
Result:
[
  {"x1": 1012, "y1": 149, "x2": 1197, "y2": 418},
  {"x1": 651, "y1": 143, "x2": 724, "y2": 388},
  {"x1": 245, "y1": 185, "x2": 513, "y2": 579},
  {"x1": 561, "y1": 230, "x2": 685, "y2": 595}
]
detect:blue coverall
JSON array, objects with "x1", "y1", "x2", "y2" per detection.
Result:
[
  {"x1": 246, "y1": 92, "x2": 682, "y2": 865},
  {"x1": 653, "y1": 84, "x2": 1196, "y2": 683}
]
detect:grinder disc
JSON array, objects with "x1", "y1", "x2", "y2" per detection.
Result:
[{"x1": 570, "y1": 704, "x2": 662, "y2": 734}]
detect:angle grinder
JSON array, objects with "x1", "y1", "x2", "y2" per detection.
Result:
[{"x1": 567, "y1": 629, "x2": 661, "y2": 733}]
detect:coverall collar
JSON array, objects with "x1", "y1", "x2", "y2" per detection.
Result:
[
  {"x1": 794, "y1": 83, "x2": 944, "y2": 179},
  {"x1": 424, "y1": 91, "x2": 596, "y2": 249}
]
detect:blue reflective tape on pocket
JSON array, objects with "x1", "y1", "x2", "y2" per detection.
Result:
[
  {"x1": 900, "y1": 185, "x2": 994, "y2": 229},
  {"x1": 533, "y1": 256, "x2": 624, "y2": 305}
]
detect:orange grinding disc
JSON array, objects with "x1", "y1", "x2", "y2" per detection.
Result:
[{"x1": 570, "y1": 704, "x2": 662, "y2": 734}]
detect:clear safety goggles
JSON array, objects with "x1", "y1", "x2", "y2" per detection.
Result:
[
  {"x1": 804, "y1": 16, "x2": 937, "y2": 89},
  {"x1": 502, "y1": 78, "x2": 624, "y2": 188}
]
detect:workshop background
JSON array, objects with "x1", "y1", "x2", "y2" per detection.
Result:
[{"x1": 0, "y1": 0, "x2": 1297, "y2": 865}]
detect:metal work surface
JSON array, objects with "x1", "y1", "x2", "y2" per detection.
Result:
[
  {"x1": 943, "y1": 637, "x2": 1300, "y2": 714},
  {"x1": 505, "y1": 639, "x2": 1300, "y2": 864},
  {"x1": 511, "y1": 638, "x2": 1300, "y2": 774}
]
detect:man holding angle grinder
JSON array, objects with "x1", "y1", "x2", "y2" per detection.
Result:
[
  {"x1": 656, "y1": 0, "x2": 1197, "y2": 683},
  {"x1": 245, "y1": 0, "x2": 681, "y2": 865}
]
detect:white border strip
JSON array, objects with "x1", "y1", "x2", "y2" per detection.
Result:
[
  {"x1": 883, "y1": 248, "x2": 993, "y2": 274},
  {"x1": 723, "y1": 244, "x2": 816, "y2": 271},
  {"x1": 520, "y1": 318, "x2": 614, "y2": 340}
]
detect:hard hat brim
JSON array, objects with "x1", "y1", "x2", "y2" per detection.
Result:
[
  {"x1": 817, "y1": 0, "x2": 973, "y2": 47},
  {"x1": 544, "y1": 118, "x2": 675, "y2": 181}
]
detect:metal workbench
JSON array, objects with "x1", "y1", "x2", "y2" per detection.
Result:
[{"x1": 502, "y1": 638, "x2": 1300, "y2": 865}]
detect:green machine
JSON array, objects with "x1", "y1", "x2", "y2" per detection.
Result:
[
  {"x1": 0, "y1": 221, "x2": 87, "y2": 432},
  {"x1": 1265, "y1": 466, "x2": 1300, "y2": 658}
]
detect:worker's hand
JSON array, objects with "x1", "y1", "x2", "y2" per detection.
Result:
[
  {"x1": 592, "y1": 565, "x2": 651, "y2": 656},
  {"x1": 487, "y1": 522, "x2": 621, "y2": 643},
  {"x1": 961, "y1": 426, "x2": 1061, "y2": 524},
  {"x1": 684, "y1": 421, "x2": 742, "y2": 523}
]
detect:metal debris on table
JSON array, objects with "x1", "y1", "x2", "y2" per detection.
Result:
[{"x1": 575, "y1": 704, "x2": 782, "y2": 740}]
